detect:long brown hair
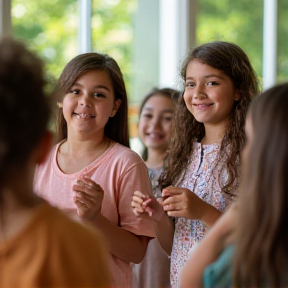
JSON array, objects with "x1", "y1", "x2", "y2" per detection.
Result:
[
  {"x1": 55, "y1": 52, "x2": 130, "y2": 147},
  {"x1": 233, "y1": 83, "x2": 288, "y2": 287},
  {"x1": 160, "y1": 41, "x2": 260, "y2": 194}
]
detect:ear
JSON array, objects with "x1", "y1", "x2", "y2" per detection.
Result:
[
  {"x1": 110, "y1": 99, "x2": 122, "y2": 117},
  {"x1": 35, "y1": 131, "x2": 53, "y2": 164},
  {"x1": 57, "y1": 102, "x2": 63, "y2": 108},
  {"x1": 234, "y1": 90, "x2": 241, "y2": 101}
]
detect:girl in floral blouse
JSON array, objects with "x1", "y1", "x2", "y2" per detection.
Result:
[{"x1": 131, "y1": 41, "x2": 260, "y2": 288}]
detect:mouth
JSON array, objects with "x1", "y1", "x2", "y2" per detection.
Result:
[
  {"x1": 73, "y1": 112, "x2": 95, "y2": 118},
  {"x1": 193, "y1": 103, "x2": 214, "y2": 108},
  {"x1": 146, "y1": 132, "x2": 165, "y2": 139}
]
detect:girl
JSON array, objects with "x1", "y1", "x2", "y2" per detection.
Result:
[
  {"x1": 133, "y1": 88, "x2": 180, "y2": 288},
  {"x1": 131, "y1": 41, "x2": 259, "y2": 288},
  {"x1": 34, "y1": 52, "x2": 155, "y2": 287},
  {"x1": 180, "y1": 82, "x2": 288, "y2": 288},
  {"x1": 0, "y1": 38, "x2": 111, "y2": 287}
]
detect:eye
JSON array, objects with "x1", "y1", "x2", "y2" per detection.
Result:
[
  {"x1": 93, "y1": 92, "x2": 105, "y2": 98},
  {"x1": 162, "y1": 114, "x2": 173, "y2": 122},
  {"x1": 185, "y1": 81, "x2": 195, "y2": 88},
  {"x1": 206, "y1": 81, "x2": 219, "y2": 87},
  {"x1": 70, "y1": 89, "x2": 80, "y2": 94},
  {"x1": 142, "y1": 113, "x2": 153, "y2": 119}
]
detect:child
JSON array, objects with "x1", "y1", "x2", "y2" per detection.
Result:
[
  {"x1": 0, "y1": 37, "x2": 111, "y2": 287},
  {"x1": 180, "y1": 82, "x2": 288, "y2": 288},
  {"x1": 133, "y1": 88, "x2": 180, "y2": 288},
  {"x1": 33, "y1": 51, "x2": 155, "y2": 287},
  {"x1": 131, "y1": 41, "x2": 259, "y2": 288}
]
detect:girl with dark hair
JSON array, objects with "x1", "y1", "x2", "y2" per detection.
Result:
[
  {"x1": 180, "y1": 82, "x2": 288, "y2": 288},
  {"x1": 0, "y1": 38, "x2": 111, "y2": 288},
  {"x1": 34, "y1": 52, "x2": 155, "y2": 288},
  {"x1": 133, "y1": 87, "x2": 179, "y2": 288},
  {"x1": 131, "y1": 41, "x2": 259, "y2": 287}
]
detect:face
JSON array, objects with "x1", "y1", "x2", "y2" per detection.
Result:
[
  {"x1": 61, "y1": 69, "x2": 121, "y2": 138},
  {"x1": 242, "y1": 115, "x2": 253, "y2": 165},
  {"x1": 138, "y1": 94, "x2": 173, "y2": 152},
  {"x1": 183, "y1": 59, "x2": 239, "y2": 129}
]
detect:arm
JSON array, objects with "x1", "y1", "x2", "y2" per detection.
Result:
[
  {"x1": 73, "y1": 175, "x2": 151, "y2": 264},
  {"x1": 132, "y1": 191, "x2": 175, "y2": 255},
  {"x1": 180, "y1": 205, "x2": 237, "y2": 288},
  {"x1": 92, "y1": 213, "x2": 149, "y2": 263}
]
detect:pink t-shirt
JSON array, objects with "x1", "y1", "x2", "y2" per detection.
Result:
[{"x1": 34, "y1": 141, "x2": 155, "y2": 288}]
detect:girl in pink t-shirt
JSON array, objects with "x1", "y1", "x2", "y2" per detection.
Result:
[
  {"x1": 34, "y1": 52, "x2": 155, "y2": 287},
  {"x1": 131, "y1": 41, "x2": 260, "y2": 288}
]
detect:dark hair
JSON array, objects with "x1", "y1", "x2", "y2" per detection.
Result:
[
  {"x1": 234, "y1": 83, "x2": 288, "y2": 287},
  {"x1": 160, "y1": 41, "x2": 260, "y2": 194},
  {"x1": 0, "y1": 37, "x2": 51, "y2": 198},
  {"x1": 138, "y1": 87, "x2": 180, "y2": 161},
  {"x1": 55, "y1": 52, "x2": 130, "y2": 147}
]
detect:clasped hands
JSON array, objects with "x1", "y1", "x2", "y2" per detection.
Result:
[{"x1": 131, "y1": 186, "x2": 207, "y2": 221}]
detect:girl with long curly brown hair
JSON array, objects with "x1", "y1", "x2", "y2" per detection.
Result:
[
  {"x1": 180, "y1": 82, "x2": 288, "y2": 288},
  {"x1": 131, "y1": 41, "x2": 259, "y2": 288}
]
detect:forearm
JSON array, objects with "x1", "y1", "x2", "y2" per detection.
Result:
[
  {"x1": 200, "y1": 202, "x2": 222, "y2": 228},
  {"x1": 92, "y1": 214, "x2": 149, "y2": 263},
  {"x1": 153, "y1": 211, "x2": 175, "y2": 255}
]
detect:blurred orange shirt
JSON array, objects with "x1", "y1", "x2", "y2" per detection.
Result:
[{"x1": 0, "y1": 203, "x2": 112, "y2": 288}]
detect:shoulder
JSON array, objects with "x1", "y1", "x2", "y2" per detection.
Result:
[{"x1": 108, "y1": 143, "x2": 145, "y2": 166}]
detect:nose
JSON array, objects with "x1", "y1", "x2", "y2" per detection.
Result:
[
  {"x1": 79, "y1": 93, "x2": 92, "y2": 107},
  {"x1": 193, "y1": 85, "x2": 207, "y2": 100},
  {"x1": 151, "y1": 116, "x2": 161, "y2": 128}
]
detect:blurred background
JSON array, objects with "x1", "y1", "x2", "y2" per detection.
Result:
[{"x1": 1, "y1": 0, "x2": 287, "y2": 151}]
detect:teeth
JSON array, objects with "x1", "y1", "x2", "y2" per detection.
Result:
[{"x1": 76, "y1": 113, "x2": 94, "y2": 118}]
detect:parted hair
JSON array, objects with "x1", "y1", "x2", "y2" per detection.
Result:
[
  {"x1": 55, "y1": 52, "x2": 130, "y2": 147},
  {"x1": 159, "y1": 41, "x2": 260, "y2": 194},
  {"x1": 234, "y1": 83, "x2": 288, "y2": 287},
  {"x1": 0, "y1": 37, "x2": 51, "y2": 197}
]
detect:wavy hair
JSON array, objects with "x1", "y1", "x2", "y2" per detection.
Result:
[
  {"x1": 233, "y1": 83, "x2": 288, "y2": 287},
  {"x1": 160, "y1": 41, "x2": 260, "y2": 194},
  {"x1": 55, "y1": 52, "x2": 129, "y2": 147}
]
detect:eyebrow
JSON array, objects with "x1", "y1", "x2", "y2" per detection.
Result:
[
  {"x1": 143, "y1": 107, "x2": 173, "y2": 113},
  {"x1": 186, "y1": 74, "x2": 226, "y2": 80},
  {"x1": 72, "y1": 83, "x2": 111, "y2": 92}
]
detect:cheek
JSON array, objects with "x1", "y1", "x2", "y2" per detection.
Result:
[{"x1": 138, "y1": 120, "x2": 147, "y2": 135}]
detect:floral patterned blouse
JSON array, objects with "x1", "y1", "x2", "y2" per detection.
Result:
[{"x1": 170, "y1": 141, "x2": 238, "y2": 288}]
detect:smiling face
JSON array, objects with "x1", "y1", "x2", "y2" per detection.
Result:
[
  {"x1": 61, "y1": 69, "x2": 121, "y2": 139},
  {"x1": 138, "y1": 94, "x2": 173, "y2": 153},
  {"x1": 183, "y1": 59, "x2": 239, "y2": 130}
]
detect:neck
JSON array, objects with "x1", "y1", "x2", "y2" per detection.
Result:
[
  {"x1": 145, "y1": 148, "x2": 167, "y2": 169},
  {"x1": 202, "y1": 123, "x2": 226, "y2": 145},
  {"x1": 63, "y1": 135, "x2": 110, "y2": 157}
]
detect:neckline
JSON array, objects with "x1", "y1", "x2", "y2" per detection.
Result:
[{"x1": 53, "y1": 140, "x2": 117, "y2": 178}]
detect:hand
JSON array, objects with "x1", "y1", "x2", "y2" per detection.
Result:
[
  {"x1": 131, "y1": 191, "x2": 165, "y2": 222},
  {"x1": 72, "y1": 176, "x2": 104, "y2": 220},
  {"x1": 162, "y1": 186, "x2": 209, "y2": 220}
]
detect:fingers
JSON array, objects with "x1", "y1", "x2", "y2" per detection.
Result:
[
  {"x1": 162, "y1": 186, "x2": 183, "y2": 200},
  {"x1": 72, "y1": 177, "x2": 103, "y2": 198}
]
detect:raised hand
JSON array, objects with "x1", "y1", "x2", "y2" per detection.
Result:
[
  {"x1": 131, "y1": 191, "x2": 166, "y2": 222},
  {"x1": 72, "y1": 176, "x2": 104, "y2": 220},
  {"x1": 162, "y1": 186, "x2": 211, "y2": 221}
]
